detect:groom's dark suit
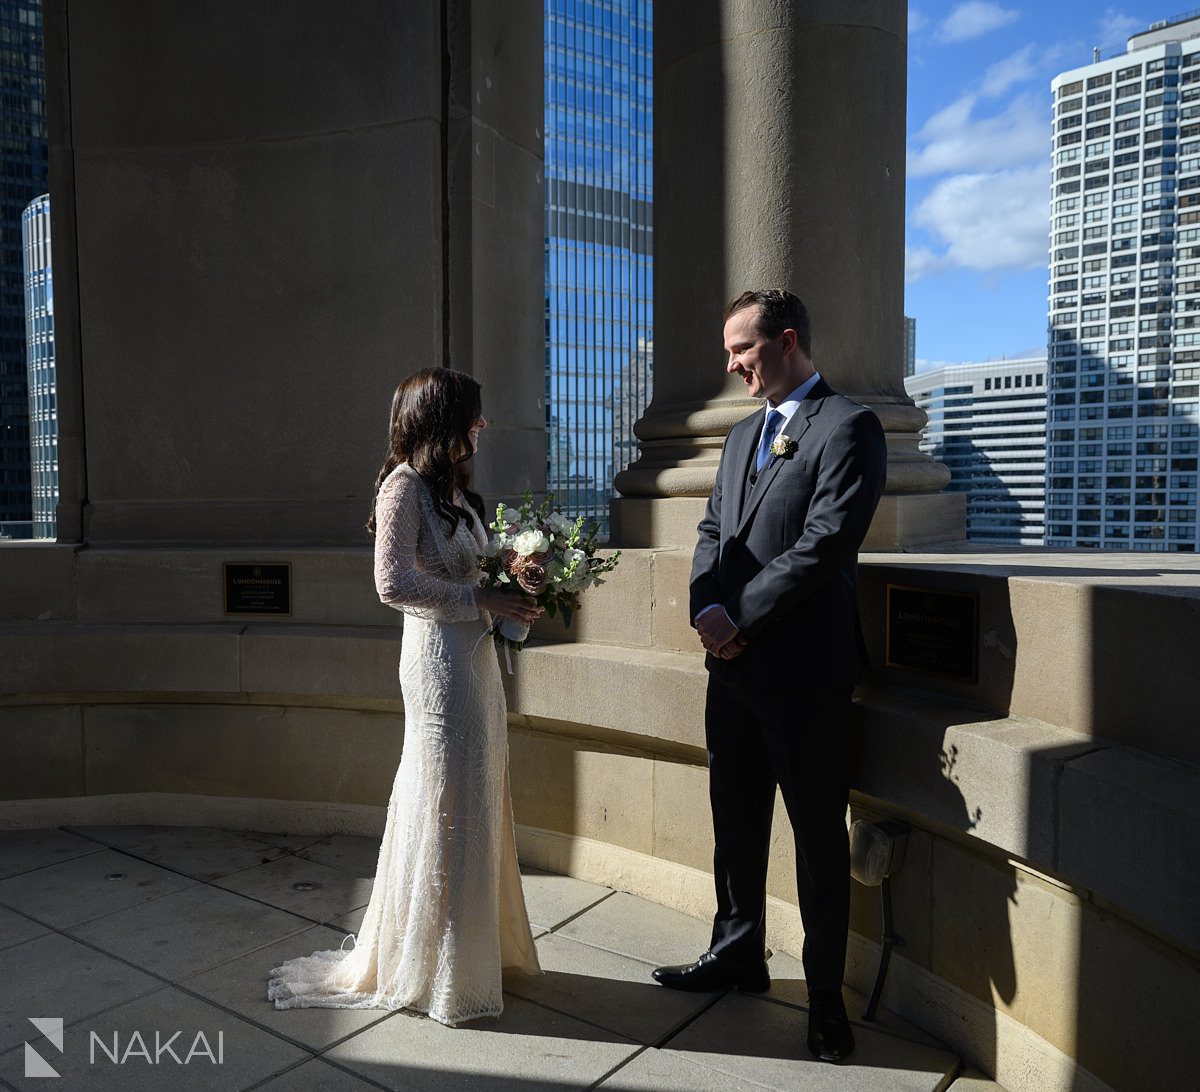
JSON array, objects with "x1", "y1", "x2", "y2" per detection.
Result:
[{"x1": 690, "y1": 376, "x2": 886, "y2": 993}]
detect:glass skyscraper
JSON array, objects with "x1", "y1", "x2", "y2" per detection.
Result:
[
  {"x1": 1046, "y1": 15, "x2": 1200, "y2": 551},
  {"x1": 22, "y1": 193, "x2": 53, "y2": 538},
  {"x1": 0, "y1": 0, "x2": 47, "y2": 538},
  {"x1": 907, "y1": 358, "x2": 1048, "y2": 546},
  {"x1": 545, "y1": 0, "x2": 652, "y2": 535}
]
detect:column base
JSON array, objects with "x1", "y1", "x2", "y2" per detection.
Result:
[
  {"x1": 611, "y1": 492, "x2": 965, "y2": 550},
  {"x1": 863, "y1": 492, "x2": 966, "y2": 551}
]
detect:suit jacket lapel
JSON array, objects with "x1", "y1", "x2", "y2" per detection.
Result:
[
  {"x1": 727, "y1": 413, "x2": 759, "y2": 530},
  {"x1": 735, "y1": 383, "x2": 828, "y2": 539}
]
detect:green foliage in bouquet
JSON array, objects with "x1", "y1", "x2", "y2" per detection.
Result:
[{"x1": 477, "y1": 491, "x2": 620, "y2": 641}]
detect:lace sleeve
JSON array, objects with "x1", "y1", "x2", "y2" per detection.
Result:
[{"x1": 373, "y1": 469, "x2": 480, "y2": 621}]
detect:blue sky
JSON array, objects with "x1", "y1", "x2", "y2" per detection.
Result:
[{"x1": 906, "y1": 1, "x2": 1169, "y2": 366}]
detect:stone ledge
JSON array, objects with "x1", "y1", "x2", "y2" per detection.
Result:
[
  {"x1": 5, "y1": 544, "x2": 1198, "y2": 764},
  {"x1": 0, "y1": 623, "x2": 400, "y2": 702},
  {"x1": 3, "y1": 620, "x2": 1197, "y2": 955},
  {"x1": 856, "y1": 685, "x2": 1200, "y2": 955}
]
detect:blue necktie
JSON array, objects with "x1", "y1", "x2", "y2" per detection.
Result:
[{"x1": 755, "y1": 409, "x2": 784, "y2": 473}]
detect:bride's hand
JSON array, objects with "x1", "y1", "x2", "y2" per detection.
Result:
[{"x1": 474, "y1": 586, "x2": 544, "y2": 625}]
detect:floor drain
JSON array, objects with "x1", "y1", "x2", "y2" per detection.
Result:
[
  {"x1": 105, "y1": 872, "x2": 127, "y2": 881},
  {"x1": 292, "y1": 881, "x2": 321, "y2": 892}
]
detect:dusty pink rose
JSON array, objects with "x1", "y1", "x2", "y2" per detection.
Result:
[{"x1": 503, "y1": 549, "x2": 550, "y2": 595}]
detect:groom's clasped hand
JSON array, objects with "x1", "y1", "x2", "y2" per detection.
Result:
[{"x1": 693, "y1": 605, "x2": 747, "y2": 659}]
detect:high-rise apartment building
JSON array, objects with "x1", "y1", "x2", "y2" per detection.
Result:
[
  {"x1": 0, "y1": 0, "x2": 47, "y2": 537},
  {"x1": 903, "y1": 315, "x2": 917, "y2": 377},
  {"x1": 544, "y1": 0, "x2": 652, "y2": 535},
  {"x1": 22, "y1": 193, "x2": 54, "y2": 538},
  {"x1": 1047, "y1": 15, "x2": 1200, "y2": 552},
  {"x1": 907, "y1": 357, "x2": 1048, "y2": 546}
]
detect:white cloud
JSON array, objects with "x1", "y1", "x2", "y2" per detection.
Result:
[
  {"x1": 937, "y1": 1, "x2": 1019, "y2": 44},
  {"x1": 979, "y1": 44, "x2": 1037, "y2": 98},
  {"x1": 912, "y1": 167, "x2": 1049, "y2": 274},
  {"x1": 908, "y1": 90, "x2": 1046, "y2": 177},
  {"x1": 1096, "y1": 7, "x2": 1141, "y2": 50},
  {"x1": 905, "y1": 245, "x2": 948, "y2": 284},
  {"x1": 909, "y1": 8, "x2": 930, "y2": 35}
]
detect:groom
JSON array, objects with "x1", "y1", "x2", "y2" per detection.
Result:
[{"x1": 651, "y1": 290, "x2": 886, "y2": 1063}]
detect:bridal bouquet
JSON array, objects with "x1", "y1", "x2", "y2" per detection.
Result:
[{"x1": 477, "y1": 492, "x2": 620, "y2": 652}]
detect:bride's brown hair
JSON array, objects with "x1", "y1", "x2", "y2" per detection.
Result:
[{"x1": 367, "y1": 367, "x2": 486, "y2": 537}]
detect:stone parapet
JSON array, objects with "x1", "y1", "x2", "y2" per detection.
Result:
[
  {"x1": 2, "y1": 542, "x2": 1199, "y2": 1089},
  {"x1": 2, "y1": 599, "x2": 1197, "y2": 956}
]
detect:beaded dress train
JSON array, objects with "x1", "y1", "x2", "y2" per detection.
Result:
[{"x1": 266, "y1": 463, "x2": 541, "y2": 1025}]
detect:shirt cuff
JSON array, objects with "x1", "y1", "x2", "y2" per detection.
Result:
[{"x1": 693, "y1": 604, "x2": 724, "y2": 625}]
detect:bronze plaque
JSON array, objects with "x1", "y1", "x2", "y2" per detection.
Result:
[
  {"x1": 224, "y1": 563, "x2": 292, "y2": 616},
  {"x1": 885, "y1": 584, "x2": 978, "y2": 682}
]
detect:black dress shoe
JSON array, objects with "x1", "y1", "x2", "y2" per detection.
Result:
[
  {"x1": 806, "y1": 990, "x2": 855, "y2": 1062},
  {"x1": 651, "y1": 951, "x2": 770, "y2": 992}
]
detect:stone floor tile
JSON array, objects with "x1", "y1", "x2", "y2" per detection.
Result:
[
  {"x1": 253, "y1": 1057, "x2": 386, "y2": 1091},
  {"x1": 68, "y1": 883, "x2": 315, "y2": 981},
  {"x1": 213, "y1": 855, "x2": 374, "y2": 923},
  {"x1": 0, "y1": 828, "x2": 102, "y2": 879},
  {"x1": 181, "y1": 925, "x2": 389, "y2": 1052},
  {"x1": 245, "y1": 831, "x2": 331, "y2": 854},
  {"x1": 763, "y1": 950, "x2": 949, "y2": 1051},
  {"x1": 65, "y1": 824, "x2": 293, "y2": 881},
  {"x1": 0, "y1": 904, "x2": 49, "y2": 950},
  {"x1": 0, "y1": 848, "x2": 196, "y2": 928},
  {"x1": 760, "y1": 947, "x2": 809, "y2": 1009},
  {"x1": 949, "y1": 1068, "x2": 1006, "y2": 1089},
  {"x1": 0, "y1": 933, "x2": 161, "y2": 1055},
  {"x1": 325, "y1": 995, "x2": 639, "y2": 1091},
  {"x1": 519, "y1": 866, "x2": 614, "y2": 931},
  {"x1": 504, "y1": 933, "x2": 719, "y2": 1045},
  {"x1": 0, "y1": 985, "x2": 308, "y2": 1091},
  {"x1": 662, "y1": 991, "x2": 960, "y2": 1092},
  {"x1": 293, "y1": 835, "x2": 382, "y2": 878},
  {"x1": 330, "y1": 904, "x2": 367, "y2": 934},
  {"x1": 556, "y1": 890, "x2": 712, "y2": 966},
  {"x1": 598, "y1": 1046, "x2": 775, "y2": 1091}
]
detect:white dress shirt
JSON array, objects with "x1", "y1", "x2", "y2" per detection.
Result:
[{"x1": 695, "y1": 371, "x2": 822, "y2": 627}]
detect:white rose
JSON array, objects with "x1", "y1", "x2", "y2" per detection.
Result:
[
  {"x1": 501, "y1": 507, "x2": 522, "y2": 524},
  {"x1": 563, "y1": 547, "x2": 587, "y2": 569},
  {"x1": 481, "y1": 538, "x2": 501, "y2": 558},
  {"x1": 548, "y1": 512, "x2": 575, "y2": 535},
  {"x1": 513, "y1": 529, "x2": 550, "y2": 556}
]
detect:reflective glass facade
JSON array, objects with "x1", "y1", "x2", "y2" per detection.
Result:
[
  {"x1": 907, "y1": 359, "x2": 1048, "y2": 546},
  {"x1": 1046, "y1": 19, "x2": 1200, "y2": 552},
  {"x1": 22, "y1": 192, "x2": 53, "y2": 538},
  {"x1": 545, "y1": 0, "x2": 652, "y2": 534},
  {"x1": 0, "y1": 0, "x2": 46, "y2": 538}
]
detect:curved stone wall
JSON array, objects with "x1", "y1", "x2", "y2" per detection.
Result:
[{"x1": 3, "y1": 543, "x2": 1197, "y2": 1091}]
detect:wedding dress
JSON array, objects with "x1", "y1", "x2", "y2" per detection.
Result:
[{"x1": 267, "y1": 463, "x2": 541, "y2": 1025}]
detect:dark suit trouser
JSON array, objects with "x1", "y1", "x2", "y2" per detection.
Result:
[{"x1": 705, "y1": 672, "x2": 852, "y2": 994}]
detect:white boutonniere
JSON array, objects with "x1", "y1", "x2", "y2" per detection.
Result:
[{"x1": 770, "y1": 434, "x2": 798, "y2": 460}]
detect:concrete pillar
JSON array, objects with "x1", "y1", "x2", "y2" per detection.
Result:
[
  {"x1": 612, "y1": 0, "x2": 961, "y2": 549},
  {"x1": 48, "y1": 0, "x2": 542, "y2": 546},
  {"x1": 446, "y1": 0, "x2": 546, "y2": 503}
]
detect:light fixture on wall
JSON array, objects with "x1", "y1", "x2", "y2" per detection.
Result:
[{"x1": 849, "y1": 817, "x2": 911, "y2": 1022}]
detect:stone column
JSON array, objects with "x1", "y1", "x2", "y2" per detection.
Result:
[
  {"x1": 612, "y1": 0, "x2": 961, "y2": 549},
  {"x1": 49, "y1": 0, "x2": 544, "y2": 546},
  {"x1": 446, "y1": 0, "x2": 546, "y2": 503}
]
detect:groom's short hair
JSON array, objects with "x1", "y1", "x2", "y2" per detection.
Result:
[{"x1": 724, "y1": 289, "x2": 811, "y2": 356}]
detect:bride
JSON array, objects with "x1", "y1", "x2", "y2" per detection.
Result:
[{"x1": 267, "y1": 367, "x2": 544, "y2": 1025}]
